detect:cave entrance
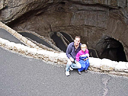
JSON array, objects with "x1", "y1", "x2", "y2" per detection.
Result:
[
  {"x1": 50, "y1": 32, "x2": 73, "y2": 52},
  {"x1": 96, "y1": 35, "x2": 127, "y2": 62}
]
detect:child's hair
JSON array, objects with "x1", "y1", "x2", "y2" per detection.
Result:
[{"x1": 81, "y1": 44, "x2": 87, "y2": 48}]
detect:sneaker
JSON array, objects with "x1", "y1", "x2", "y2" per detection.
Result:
[
  {"x1": 78, "y1": 71, "x2": 82, "y2": 75},
  {"x1": 70, "y1": 67, "x2": 73, "y2": 71},
  {"x1": 85, "y1": 70, "x2": 88, "y2": 73},
  {"x1": 65, "y1": 71, "x2": 70, "y2": 76}
]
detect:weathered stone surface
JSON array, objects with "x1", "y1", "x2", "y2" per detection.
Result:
[
  {"x1": 0, "y1": 0, "x2": 56, "y2": 23},
  {"x1": 0, "y1": 0, "x2": 4, "y2": 10},
  {"x1": 0, "y1": 0, "x2": 128, "y2": 61}
]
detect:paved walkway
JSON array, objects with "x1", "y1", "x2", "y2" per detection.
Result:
[
  {"x1": 0, "y1": 47, "x2": 128, "y2": 96},
  {"x1": 0, "y1": 28, "x2": 128, "y2": 96},
  {"x1": 0, "y1": 28, "x2": 23, "y2": 44}
]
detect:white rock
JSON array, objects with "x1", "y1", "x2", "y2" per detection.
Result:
[
  {"x1": 27, "y1": 48, "x2": 37, "y2": 55},
  {"x1": 48, "y1": 52, "x2": 57, "y2": 61},
  {"x1": 126, "y1": 62, "x2": 128, "y2": 69},
  {"x1": 0, "y1": 38, "x2": 4, "y2": 43},
  {"x1": 15, "y1": 44, "x2": 24, "y2": 51},
  {"x1": 58, "y1": 52, "x2": 67, "y2": 59},
  {"x1": 89, "y1": 57, "x2": 101, "y2": 68},
  {"x1": 111, "y1": 61, "x2": 118, "y2": 68},
  {"x1": 43, "y1": 50, "x2": 51, "y2": 56},
  {"x1": 100, "y1": 58, "x2": 117, "y2": 70},
  {"x1": 7, "y1": 42, "x2": 15, "y2": 49},
  {"x1": 30, "y1": 43, "x2": 36, "y2": 48},
  {"x1": 124, "y1": 70, "x2": 128, "y2": 73},
  {"x1": 125, "y1": 62, "x2": 128, "y2": 69},
  {"x1": 37, "y1": 50, "x2": 45, "y2": 55},
  {"x1": 27, "y1": 40, "x2": 32, "y2": 46},
  {"x1": 115, "y1": 61, "x2": 127, "y2": 72},
  {"x1": 1, "y1": 39, "x2": 9, "y2": 45},
  {"x1": 22, "y1": 46, "x2": 30, "y2": 52}
]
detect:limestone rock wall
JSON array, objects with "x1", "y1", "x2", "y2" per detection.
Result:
[
  {"x1": 0, "y1": 0, "x2": 4, "y2": 10},
  {"x1": 1, "y1": 0, "x2": 128, "y2": 24},
  {"x1": 0, "y1": 0, "x2": 128, "y2": 60}
]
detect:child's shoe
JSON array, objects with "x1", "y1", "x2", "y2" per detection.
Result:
[
  {"x1": 85, "y1": 70, "x2": 88, "y2": 73},
  {"x1": 78, "y1": 71, "x2": 82, "y2": 75},
  {"x1": 70, "y1": 67, "x2": 73, "y2": 71}
]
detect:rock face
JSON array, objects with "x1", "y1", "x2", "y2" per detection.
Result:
[
  {"x1": 95, "y1": 35, "x2": 127, "y2": 62},
  {"x1": 0, "y1": 0, "x2": 128, "y2": 61}
]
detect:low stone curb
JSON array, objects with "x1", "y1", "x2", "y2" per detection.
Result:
[{"x1": 0, "y1": 37, "x2": 67, "y2": 64}]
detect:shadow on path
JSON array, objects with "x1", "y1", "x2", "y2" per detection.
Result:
[{"x1": 19, "y1": 32, "x2": 56, "y2": 50}]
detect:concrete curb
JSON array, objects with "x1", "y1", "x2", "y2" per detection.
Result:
[{"x1": 0, "y1": 37, "x2": 67, "y2": 64}]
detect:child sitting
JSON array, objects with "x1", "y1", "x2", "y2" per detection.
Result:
[{"x1": 76, "y1": 44, "x2": 90, "y2": 75}]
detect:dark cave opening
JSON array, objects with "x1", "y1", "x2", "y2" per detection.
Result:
[
  {"x1": 96, "y1": 35, "x2": 127, "y2": 62},
  {"x1": 50, "y1": 32, "x2": 68, "y2": 52}
]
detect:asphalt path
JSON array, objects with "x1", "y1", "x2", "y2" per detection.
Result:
[
  {"x1": 0, "y1": 28, "x2": 23, "y2": 44},
  {"x1": 0, "y1": 47, "x2": 128, "y2": 96}
]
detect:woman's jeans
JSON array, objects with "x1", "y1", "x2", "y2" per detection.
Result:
[{"x1": 66, "y1": 59, "x2": 81, "y2": 72}]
